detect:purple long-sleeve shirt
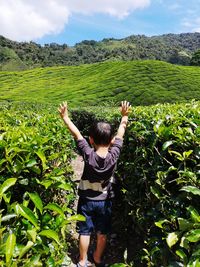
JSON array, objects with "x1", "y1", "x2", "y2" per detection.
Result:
[{"x1": 76, "y1": 137, "x2": 123, "y2": 200}]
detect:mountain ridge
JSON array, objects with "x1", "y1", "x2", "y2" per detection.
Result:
[{"x1": 1, "y1": 32, "x2": 200, "y2": 71}]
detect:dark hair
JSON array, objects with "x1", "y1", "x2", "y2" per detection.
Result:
[{"x1": 89, "y1": 121, "x2": 114, "y2": 145}]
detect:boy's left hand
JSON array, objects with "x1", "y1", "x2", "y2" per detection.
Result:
[{"x1": 58, "y1": 101, "x2": 69, "y2": 120}]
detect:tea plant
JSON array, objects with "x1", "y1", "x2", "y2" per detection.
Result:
[
  {"x1": 71, "y1": 100, "x2": 200, "y2": 266},
  {"x1": 0, "y1": 103, "x2": 84, "y2": 266},
  {"x1": 116, "y1": 101, "x2": 200, "y2": 266}
]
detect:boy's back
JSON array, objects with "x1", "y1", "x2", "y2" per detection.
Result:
[{"x1": 77, "y1": 137, "x2": 123, "y2": 200}]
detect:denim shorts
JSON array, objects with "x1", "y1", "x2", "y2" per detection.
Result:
[{"x1": 76, "y1": 198, "x2": 112, "y2": 235}]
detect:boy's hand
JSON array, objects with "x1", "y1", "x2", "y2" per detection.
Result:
[
  {"x1": 116, "y1": 101, "x2": 131, "y2": 139},
  {"x1": 120, "y1": 101, "x2": 131, "y2": 116},
  {"x1": 58, "y1": 101, "x2": 69, "y2": 120},
  {"x1": 58, "y1": 101, "x2": 83, "y2": 140}
]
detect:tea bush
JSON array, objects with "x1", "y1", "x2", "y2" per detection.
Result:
[
  {"x1": 1, "y1": 61, "x2": 200, "y2": 106},
  {"x1": 119, "y1": 101, "x2": 200, "y2": 266},
  {"x1": 71, "y1": 101, "x2": 200, "y2": 267},
  {"x1": 0, "y1": 102, "x2": 84, "y2": 266},
  {"x1": 1, "y1": 100, "x2": 199, "y2": 266}
]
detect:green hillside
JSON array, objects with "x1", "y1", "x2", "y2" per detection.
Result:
[
  {"x1": 1, "y1": 60, "x2": 200, "y2": 106},
  {"x1": 0, "y1": 46, "x2": 27, "y2": 71}
]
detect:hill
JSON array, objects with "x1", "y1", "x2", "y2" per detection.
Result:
[
  {"x1": 0, "y1": 60, "x2": 200, "y2": 106},
  {"x1": 1, "y1": 33, "x2": 200, "y2": 70}
]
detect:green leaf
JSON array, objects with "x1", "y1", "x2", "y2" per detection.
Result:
[
  {"x1": 12, "y1": 158, "x2": 23, "y2": 174},
  {"x1": 150, "y1": 186, "x2": 162, "y2": 199},
  {"x1": 186, "y1": 229, "x2": 200, "y2": 242},
  {"x1": 23, "y1": 254, "x2": 42, "y2": 267},
  {"x1": 19, "y1": 241, "x2": 34, "y2": 259},
  {"x1": 181, "y1": 186, "x2": 200, "y2": 196},
  {"x1": 6, "y1": 233, "x2": 16, "y2": 264},
  {"x1": 0, "y1": 227, "x2": 6, "y2": 236},
  {"x1": 178, "y1": 217, "x2": 194, "y2": 231},
  {"x1": 27, "y1": 229, "x2": 37, "y2": 243},
  {"x1": 176, "y1": 249, "x2": 187, "y2": 262},
  {"x1": 183, "y1": 150, "x2": 193, "y2": 159},
  {"x1": 0, "y1": 178, "x2": 17, "y2": 197},
  {"x1": 42, "y1": 213, "x2": 52, "y2": 224},
  {"x1": 0, "y1": 243, "x2": 6, "y2": 255},
  {"x1": 66, "y1": 214, "x2": 86, "y2": 222},
  {"x1": 187, "y1": 206, "x2": 200, "y2": 223},
  {"x1": 30, "y1": 166, "x2": 41, "y2": 175},
  {"x1": 19, "y1": 178, "x2": 29, "y2": 185},
  {"x1": 0, "y1": 159, "x2": 7, "y2": 167},
  {"x1": 61, "y1": 214, "x2": 86, "y2": 228},
  {"x1": 57, "y1": 183, "x2": 72, "y2": 191},
  {"x1": 35, "y1": 150, "x2": 47, "y2": 169},
  {"x1": 187, "y1": 259, "x2": 200, "y2": 267},
  {"x1": 169, "y1": 150, "x2": 183, "y2": 161},
  {"x1": 155, "y1": 219, "x2": 169, "y2": 229},
  {"x1": 64, "y1": 207, "x2": 73, "y2": 214},
  {"x1": 28, "y1": 192, "x2": 43, "y2": 214},
  {"x1": 13, "y1": 243, "x2": 23, "y2": 257},
  {"x1": 180, "y1": 236, "x2": 190, "y2": 250},
  {"x1": 1, "y1": 213, "x2": 17, "y2": 222},
  {"x1": 36, "y1": 179, "x2": 53, "y2": 189},
  {"x1": 55, "y1": 215, "x2": 65, "y2": 227},
  {"x1": 39, "y1": 230, "x2": 60, "y2": 244},
  {"x1": 2, "y1": 191, "x2": 12, "y2": 204},
  {"x1": 162, "y1": 140, "x2": 174, "y2": 151},
  {"x1": 26, "y1": 159, "x2": 37, "y2": 167},
  {"x1": 44, "y1": 203, "x2": 65, "y2": 217},
  {"x1": 16, "y1": 204, "x2": 39, "y2": 228},
  {"x1": 46, "y1": 257, "x2": 55, "y2": 267},
  {"x1": 166, "y1": 232, "x2": 179, "y2": 248}
]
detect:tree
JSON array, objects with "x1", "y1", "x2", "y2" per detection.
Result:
[{"x1": 190, "y1": 49, "x2": 200, "y2": 66}]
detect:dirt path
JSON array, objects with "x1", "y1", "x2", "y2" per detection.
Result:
[{"x1": 67, "y1": 154, "x2": 128, "y2": 267}]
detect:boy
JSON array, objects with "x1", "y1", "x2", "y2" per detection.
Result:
[{"x1": 58, "y1": 101, "x2": 131, "y2": 267}]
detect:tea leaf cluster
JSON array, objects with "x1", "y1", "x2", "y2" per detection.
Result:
[{"x1": 0, "y1": 103, "x2": 81, "y2": 266}]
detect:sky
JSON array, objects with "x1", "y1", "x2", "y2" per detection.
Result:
[{"x1": 0, "y1": 0, "x2": 200, "y2": 46}]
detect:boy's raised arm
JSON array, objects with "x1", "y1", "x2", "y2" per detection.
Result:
[
  {"x1": 58, "y1": 102, "x2": 83, "y2": 140},
  {"x1": 115, "y1": 101, "x2": 131, "y2": 140}
]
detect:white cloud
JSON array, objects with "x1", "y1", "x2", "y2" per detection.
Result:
[
  {"x1": 0, "y1": 0, "x2": 70, "y2": 41},
  {"x1": 66, "y1": 0, "x2": 150, "y2": 19},
  {"x1": 0, "y1": 0, "x2": 150, "y2": 41},
  {"x1": 182, "y1": 17, "x2": 200, "y2": 33}
]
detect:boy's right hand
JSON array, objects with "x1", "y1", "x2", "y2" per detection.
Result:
[
  {"x1": 120, "y1": 101, "x2": 131, "y2": 116},
  {"x1": 58, "y1": 101, "x2": 69, "y2": 120}
]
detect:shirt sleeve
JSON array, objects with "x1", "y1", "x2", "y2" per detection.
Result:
[
  {"x1": 109, "y1": 137, "x2": 123, "y2": 162},
  {"x1": 76, "y1": 138, "x2": 92, "y2": 157}
]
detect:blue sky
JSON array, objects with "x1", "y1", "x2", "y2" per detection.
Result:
[{"x1": 1, "y1": 0, "x2": 200, "y2": 46}]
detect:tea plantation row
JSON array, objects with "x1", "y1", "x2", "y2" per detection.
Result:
[
  {"x1": 1, "y1": 60, "x2": 200, "y2": 107},
  {"x1": 0, "y1": 102, "x2": 84, "y2": 266},
  {"x1": 0, "y1": 100, "x2": 200, "y2": 266},
  {"x1": 71, "y1": 100, "x2": 200, "y2": 266}
]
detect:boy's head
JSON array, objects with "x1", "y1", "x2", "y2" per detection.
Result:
[{"x1": 89, "y1": 121, "x2": 114, "y2": 146}]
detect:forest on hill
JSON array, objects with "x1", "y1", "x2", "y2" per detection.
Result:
[{"x1": 1, "y1": 32, "x2": 200, "y2": 71}]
